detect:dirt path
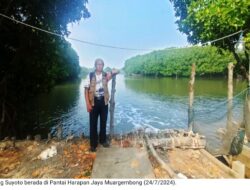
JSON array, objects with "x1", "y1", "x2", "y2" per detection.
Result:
[{"x1": 91, "y1": 145, "x2": 155, "y2": 178}]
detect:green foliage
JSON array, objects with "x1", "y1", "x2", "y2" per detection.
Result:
[
  {"x1": 0, "y1": 0, "x2": 90, "y2": 138},
  {"x1": 169, "y1": 0, "x2": 250, "y2": 78},
  {"x1": 49, "y1": 40, "x2": 81, "y2": 83},
  {"x1": 0, "y1": 0, "x2": 90, "y2": 96},
  {"x1": 104, "y1": 67, "x2": 112, "y2": 72},
  {"x1": 170, "y1": 0, "x2": 250, "y2": 47},
  {"x1": 124, "y1": 46, "x2": 234, "y2": 77},
  {"x1": 80, "y1": 66, "x2": 89, "y2": 78}
]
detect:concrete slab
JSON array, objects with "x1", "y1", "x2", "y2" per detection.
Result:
[{"x1": 91, "y1": 146, "x2": 155, "y2": 178}]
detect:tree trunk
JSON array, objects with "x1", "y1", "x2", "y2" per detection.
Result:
[{"x1": 229, "y1": 44, "x2": 248, "y2": 80}]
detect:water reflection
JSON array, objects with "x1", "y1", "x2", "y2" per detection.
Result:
[
  {"x1": 17, "y1": 74, "x2": 247, "y2": 149},
  {"x1": 124, "y1": 77, "x2": 246, "y2": 97},
  {"x1": 18, "y1": 80, "x2": 84, "y2": 138}
]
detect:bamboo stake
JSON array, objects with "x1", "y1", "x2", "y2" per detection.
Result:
[
  {"x1": 188, "y1": 64, "x2": 196, "y2": 131},
  {"x1": 109, "y1": 75, "x2": 116, "y2": 139},
  {"x1": 227, "y1": 63, "x2": 234, "y2": 130},
  {"x1": 223, "y1": 63, "x2": 235, "y2": 154},
  {"x1": 244, "y1": 51, "x2": 250, "y2": 139}
]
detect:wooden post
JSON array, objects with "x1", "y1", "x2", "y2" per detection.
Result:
[
  {"x1": 57, "y1": 123, "x2": 62, "y2": 140},
  {"x1": 244, "y1": 92, "x2": 250, "y2": 140},
  {"x1": 188, "y1": 64, "x2": 195, "y2": 131},
  {"x1": 244, "y1": 51, "x2": 250, "y2": 140},
  {"x1": 109, "y1": 75, "x2": 116, "y2": 139},
  {"x1": 222, "y1": 62, "x2": 234, "y2": 154},
  {"x1": 227, "y1": 63, "x2": 234, "y2": 130}
]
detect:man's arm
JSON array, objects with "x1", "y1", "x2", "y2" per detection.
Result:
[
  {"x1": 106, "y1": 68, "x2": 120, "y2": 81},
  {"x1": 84, "y1": 74, "x2": 92, "y2": 112},
  {"x1": 84, "y1": 88, "x2": 92, "y2": 112}
]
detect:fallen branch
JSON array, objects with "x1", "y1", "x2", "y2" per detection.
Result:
[{"x1": 144, "y1": 134, "x2": 177, "y2": 178}]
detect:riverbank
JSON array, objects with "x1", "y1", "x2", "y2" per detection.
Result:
[
  {"x1": 0, "y1": 133, "x2": 174, "y2": 178},
  {"x1": 0, "y1": 138, "x2": 95, "y2": 178},
  {"x1": 0, "y1": 129, "x2": 248, "y2": 178}
]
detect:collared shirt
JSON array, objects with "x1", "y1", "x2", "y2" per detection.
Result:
[{"x1": 84, "y1": 72, "x2": 104, "y2": 97}]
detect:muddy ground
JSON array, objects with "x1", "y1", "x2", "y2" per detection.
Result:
[
  {"x1": 0, "y1": 138, "x2": 95, "y2": 178},
  {"x1": 0, "y1": 135, "x2": 239, "y2": 179}
]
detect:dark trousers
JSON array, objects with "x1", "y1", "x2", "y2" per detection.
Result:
[{"x1": 89, "y1": 97, "x2": 108, "y2": 148}]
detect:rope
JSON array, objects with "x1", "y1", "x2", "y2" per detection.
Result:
[
  {"x1": 0, "y1": 13, "x2": 153, "y2": 51},
  {"x1": 0, "y1": 12, "x2": 247, "y2": 51},
  {"x1": 201, "y1": 29, "x2": 246, "y2": 46}
]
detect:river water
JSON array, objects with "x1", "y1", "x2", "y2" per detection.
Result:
[{"x1": 19, "y1": 75, "x2": 247, "y2": 149}]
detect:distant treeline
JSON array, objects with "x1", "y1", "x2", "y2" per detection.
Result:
[
  {"x1": 80, "y1": 66, "x2": 90, "y2": 77},
  {"x1": 123, "y1": 46, "x2": 235, "y2": 77},
  {"x1": 80, "y1": 66, "x2": 113, "y2": 78}
]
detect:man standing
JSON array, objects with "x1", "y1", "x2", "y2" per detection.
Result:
[{"x1": 84, "y1": 58, "x2": 119, "y2": 152}]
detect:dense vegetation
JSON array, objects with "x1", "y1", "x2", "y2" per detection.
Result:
[
  {"x1": 80, "y1": 66, "x2": 90, "y2": 77},
  {"x1": 169, "y1": 0, "x2": 250, "y2": 77},
  {"x1": 0, "y1": 0, "x2": 90, "y2": 138},
  {"x1": 124, "y1": 46, "x2": 235, "y2": 77}
]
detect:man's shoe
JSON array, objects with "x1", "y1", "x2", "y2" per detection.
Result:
[
  {"x1": 89, "y1": 147, "x2": 96, "y2": 152},
  {"x1": 101, "y1": 142, "x2": 110, "y2": 148}
]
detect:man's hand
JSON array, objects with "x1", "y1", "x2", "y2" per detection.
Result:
[
  {"x1": 87, "y1": 103, "x2": 92, "y2": 112},
  {"x1": 107, "y1": 68, "x2": 120, "y2": 81},
  {"x1": 111, "y1": 68, "x2": 120, "y2": 75},
  {"x1": 84, "y1": 88, "x2": 92, "y2": 112}
]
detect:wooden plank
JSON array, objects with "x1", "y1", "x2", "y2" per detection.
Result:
[
  {"x1": 200, "y1": 149, "x2": 240, "y2": 178},
  {"x1": 233, "y1": 145, "x2": 250, "y2": 178},
  {"x1": 232, "y1": 161, "x2": 245, "y2": 178}
]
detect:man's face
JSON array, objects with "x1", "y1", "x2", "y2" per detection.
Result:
[{"x1": 95, "y1": 60, "x2": 104, "y2": 72}]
